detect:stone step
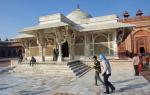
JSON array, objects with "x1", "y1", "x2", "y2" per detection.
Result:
[
  {"x1": 68, "y1": 62, "x2": 83, "y2": 67},
  {"x1": 16, "y1": 64, "x2": 70, "y2": 69},
  {"x1": 14, "y1": 69, "x2": 75, "y2": 76},
  {"x1": 76, "y1": 66, "x2": 91, "y2": 76},
  {"x1": 14, "y1": 64, "x2": 76, "y2": 76},
  {"x1": 14, "y1": 68, "x2": 71, "y2": 73},
  {"x1": 15, "y1": 71, "x2": 75, "y2": 76},
  {"x1": 67, "y1": 60, "x2": 80, "y2": 65},
  {"x1": 73, "y1": 65, "x2": 88, "y2": 73},
  {"x1": 67, "y1": 60, "x2": 92, "y2": 77},
  {"x1": 70, "y1": 64, "x2": 86, "y2": 70},
  {"x1": 78, "y1": 67, "x2": 92, "y2": 78}
]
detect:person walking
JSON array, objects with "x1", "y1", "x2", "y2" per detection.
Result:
[
  {"x1": 133, "y1": 53, "x2": 139, "y2": 76},
  {"x1": 93, "y1": 56, "x2": 105, "y2": 86},
  {"x1": 18, "y1": 54, "x2": 23, "y2": 64},
  {"x1": 30, "y1": 56, "x2": 36, "y2": 67},
  {"x1": 138, "y1": 53, "x2": 143, "y2": 75},
  {"x1": 99, "y1": 53, "x2": 115, "y2": 94}
]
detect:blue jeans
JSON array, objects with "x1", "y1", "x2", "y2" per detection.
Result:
[
  {"x1": 95, "y1": 71, "x2": 104, "y2": 85},
  {"x1": 103, "y1": 73, "x2": 115, "y2": 93}
]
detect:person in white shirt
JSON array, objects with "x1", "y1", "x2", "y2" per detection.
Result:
[
  {"x1": 133, "y1": 53, "x2": 139, "y2": 76},
  {"x1": 99, "y1": 53, "x2": 115, "y2": 94}
]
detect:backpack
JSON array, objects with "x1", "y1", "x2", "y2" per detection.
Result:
[{"x1": 94, "y1": 61, "x2": 101, "y2": 73}]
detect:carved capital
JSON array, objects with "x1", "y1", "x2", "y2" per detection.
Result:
[
  {"x1": 34, "y1": 31, "x2": 47, "y2": 46},
  {"x1": 20, "y1": 38, "x2": 30, "y2": 49}
]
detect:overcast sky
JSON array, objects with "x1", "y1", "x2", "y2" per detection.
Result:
[{"x1": 0, "y1": 0, "x2": 149, "y2": 40}]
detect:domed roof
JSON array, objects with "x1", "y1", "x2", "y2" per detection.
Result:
[{"x1": 67, "y1": 7, "x2": 92, "y2": 23}]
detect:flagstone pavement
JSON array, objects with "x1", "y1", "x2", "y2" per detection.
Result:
[{"x1": 0, "y1": 62, "x2": 150, "y2": 95}]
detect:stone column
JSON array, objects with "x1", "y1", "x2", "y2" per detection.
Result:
[
  {"x1": 108, "y1": 33, "x2": 111, "y2": 56},
  {"x1": 84, "y1": 33, "x2": 90, "y2": 57},
  {"x1": 38, "y1": 44, "x2": 45, "y2": 62},
  {"x1": 24, "y1": 48, "x2": 27, "y2": 60},
  {"x1": 36, "y1": 31, "x2": 46, "y2": 62},
  {"x1": 21, "y1": 39, "x2": 30, "y2": 60},
  {"x1": 70, "y1": 38, "x2": 75, "y2": 60},
  {"x1": 92, "y1": 32, "x2": 94, "y2": 56},
  {"x1": 113, "y1": 31, "x2": 118, "y2": 58},
  {"x1": 57, "y1": 43, "x2": 62, "y2": 62},
  {"x1": 69, "y1": 31, "x2": 76, "y2": 60},
  {"x1": 68, "y1": 37, "x2": 73, "y2": 60}
]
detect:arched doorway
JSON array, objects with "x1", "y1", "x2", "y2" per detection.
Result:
[
  {"x1": 140, "y1": 47, "x2": 145, "y2": 54},
  {"x1": 62, "y1": 41, "x2": 69, "y2": 57},
  {"x1": 133, "y1": 30, "x2": 150, "y2": 54},
  {"x1": 94, "y1": 34, "x2": 108, "y2": 55},
  {"x1": 18, "y1": 49, "x2": 22, "y2": 56},
  {"x1": 136, "y1": 37, "x2": 147, "y2": 54},
  {"x1": 74, "y1": 36, "x2": 84, "y2": 56}
]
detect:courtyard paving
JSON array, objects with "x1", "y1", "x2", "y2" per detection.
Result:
[{"x1": 0, "y1": 61, "x2": 150, "y2": 95}]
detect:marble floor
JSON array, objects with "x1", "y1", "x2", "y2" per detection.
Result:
[{"x1": 0, "y1": 62, "x2": 150, "y2": 95}]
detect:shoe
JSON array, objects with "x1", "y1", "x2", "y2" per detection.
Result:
[
  {"x1": 110, "y1": 87, "x2": 115, "y2": 93},
  {"x1": 95, "y1": 83, "x2": 98, "y2": 86},
  {"x1": 104, "y1": 92, "x2": 110, "y2": 94}
]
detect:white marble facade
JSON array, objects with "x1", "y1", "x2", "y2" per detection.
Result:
[{"x1": 13, "y1": 7, "x2": 134, "y2": 62}]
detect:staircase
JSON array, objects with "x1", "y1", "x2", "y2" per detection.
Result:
[
  {"x1": 13, "y1": 60, "x2": 92, "y2": 78},
  {"x1": 14, "y1": 64, "x2": 75, "y2": 76},
  {"x1": 67, "y1": 60, "x2": 92, "y2": 77}
]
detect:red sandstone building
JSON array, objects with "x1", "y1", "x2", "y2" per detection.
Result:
[
  {"x1": 0, "y1": 41, "x2": 24, "y2": 58},
  {"x1": 119, "y1": 10, "x2": 150, "y2": 57}
]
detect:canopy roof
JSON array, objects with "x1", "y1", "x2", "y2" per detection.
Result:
[
  {"x1": 21, "y1": 22, "x2": 68, "y2": 33},
  {"x1": 75, "y1": 22, "x2": 135, "y2": 32},
  {"x1": 11, "y1": 34, "x2": 34, "y2": 39}
]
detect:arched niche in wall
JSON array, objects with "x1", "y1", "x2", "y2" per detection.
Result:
[
  {"x1": 94, "y1": 34, "x2": 109, "y2": 55},
  {"x1": 74, "y1": 35, "x2": 85, "y2": 56}
]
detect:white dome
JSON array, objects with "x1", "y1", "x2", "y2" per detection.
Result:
[{"x1": 67, "y1": 8, "x2": 92, "y2": 23}]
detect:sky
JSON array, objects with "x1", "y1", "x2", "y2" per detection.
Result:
[{"x1": 0, "y1": 0, "x2": 149, "y2": 40}]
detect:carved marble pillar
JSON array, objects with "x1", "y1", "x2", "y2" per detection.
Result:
[
  {"x1": 55, "y1": 27, "x2": 63, "y2": 62},
  {"x1": 71, "y1": 39, "x2": 75, "y2": 60},
  {"x1": 57, "y1": 43, "x2": 62, "y2": 62},
  {"x1": 55, "y1": 26, "x2": 72, "y2": 62},
  {"x1": 68, "y1": 34, "x2": 75, "y2": 60},
  {"x1": 113, "y1": 31, "x2": 118, "y2": 58},
  {"x1": 35, "y1": 31, "x2": 46, "y2": 62},
  {"x1": 38, "y1": 44, "x2": 45, "y2": 62},
  {"x1": 108, "y1": 33, "x2": 111, "y2": 56},
  {"x1": 21, "y1": 39, "x2": 30, "y2": 60},
  {"x1": 84, "y1": 33, "x2": 90, "y2": 57}
]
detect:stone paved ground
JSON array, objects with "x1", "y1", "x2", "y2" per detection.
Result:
[
  {"x1": 0, "y1": 73, "x2": 74, "y2": 95},
  {"x1": 0, "y1": 61, "x2": 150, "y2": 95},
  {"x1": 141, "y1": 68, "x2": 150, "y2": 82},
  {"x1": 51, "y1": 62, "x2": 150, "y2": 95}
]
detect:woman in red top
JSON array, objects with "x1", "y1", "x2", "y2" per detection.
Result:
[{"x1": 138, "y1": 54, "x2": 143, "y2": 74}]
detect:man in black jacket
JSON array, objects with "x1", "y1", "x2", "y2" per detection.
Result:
[
  {"x1": 30, "y1": 56, "x2": 36, "y2": 67},
  {"x1": 93, "y1": 56, "x2": 105, "y2": 86}
]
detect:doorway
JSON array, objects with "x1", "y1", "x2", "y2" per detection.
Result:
[
  {"x1": 62, "y1": 41, "x2": 69, "y2": 57},
  {"x1": 135, "y1": 37, "x2": 148, "y2": 54},
  {"x1": 140, "y1": 47, "x2": 145, "y2": 54}
]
